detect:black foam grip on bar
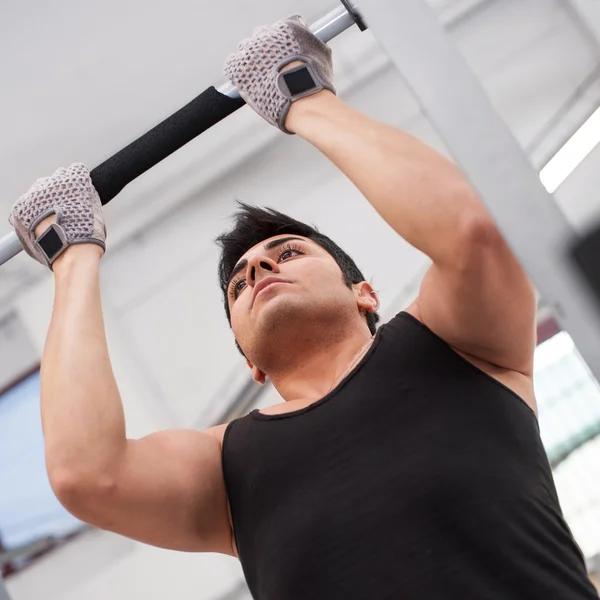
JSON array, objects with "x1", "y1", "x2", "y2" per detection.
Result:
[
  {"x1": 572, "y1": 225, "x2": 600, "y2": 306},
  {"x1": 90, "y1": 86, "x2": 246, "y2": 205}
]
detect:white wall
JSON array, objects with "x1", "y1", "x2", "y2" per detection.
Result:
[{"x1": 4, "y1": 0, "x2": 600, "y2": 598}]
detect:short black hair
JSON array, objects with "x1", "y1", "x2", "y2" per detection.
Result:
[{"x1": 215, "y1": 202, "x2": 380, "y2": 355}]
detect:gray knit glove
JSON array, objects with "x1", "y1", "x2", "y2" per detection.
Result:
[
  {"x1": 9, "y1": 163, "x2": 106, "y2": 269},
  {"x1": 224, "y1": 15, "x2": 335, "y2": 134}
]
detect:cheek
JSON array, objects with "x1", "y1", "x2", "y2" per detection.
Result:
[
  {"x1": 229, "y1": 295, "x2": 250, "y2": 334},
  {"x1": 307, "y1": 266, "x2": 348, "y2": 294},
  {"x1": 230, "y1": 305, "x2": 242, "y2": 334},
  {"x1": 296, "y1": 260, "x2": 337, "y2": 286}
]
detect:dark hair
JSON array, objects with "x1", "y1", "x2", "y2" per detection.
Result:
[{"x1": 215, "y1": 202, "x2": 380, "y2": 355}]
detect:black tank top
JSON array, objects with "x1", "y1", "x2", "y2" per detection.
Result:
[{"x1": 222, "y1": 312, "x2": 598, "y2": 600}]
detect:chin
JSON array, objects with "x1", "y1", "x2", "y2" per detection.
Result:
[
  {"x1": 255, "y1": 295, "x2": 305, "y2": 332},
  {"x1": 243, "y1": 298, "x2": 304, "y2": 363},
  {"x1": 260, "y1": 295, "x2": 346, "y2": 337}
]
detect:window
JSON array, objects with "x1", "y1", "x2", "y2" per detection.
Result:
[
  {"x1": 535, "y1": 332, "x2": 600, "y2": 559},
  {"x1": 0, "y1": 371, "x2": 83, "y2": 567}
]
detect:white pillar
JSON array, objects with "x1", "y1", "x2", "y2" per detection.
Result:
[{"x1": 358, "y1": 0, "x2": 600, "y2": 380}]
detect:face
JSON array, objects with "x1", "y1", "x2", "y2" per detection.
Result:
[{"x1": 226, "y1": 234, "x2": 378, "y2": 379}]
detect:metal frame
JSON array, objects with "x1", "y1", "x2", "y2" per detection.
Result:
[{"x1": 357, "y1": 0, "x2": 600, "y2": 382}]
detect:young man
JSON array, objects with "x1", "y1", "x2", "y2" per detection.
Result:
[{"x1": 9, "y1": 16, "x2": 598, "y2": 600}]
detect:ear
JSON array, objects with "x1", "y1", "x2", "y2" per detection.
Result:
[
  {"x1": 246, "y1": 359, "x2": 267, "y2": 385},
  {"x1": 355, "y1": 282, "x2": 380, "y2": 314}
]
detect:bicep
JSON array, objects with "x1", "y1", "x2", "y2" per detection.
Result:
[
  {"x1": 65, "y1": 429, "x2": 233, "y2": 554},
  {"x1": 416, "y1": 222, "x2": 537, "y2": 375}
]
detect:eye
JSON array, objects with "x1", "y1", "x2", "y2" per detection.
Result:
[
  {"x1": 229, "y1": 243, "x2": 305, "y2": 301},
  {"x1": 279, "y1": 249, "x2": 295, "y2": 261},
  {"x1": 276, "y1": 243, "x2": 304, "y2": 262},
  {"x1": 230, "y1": 277, "x2": 247, "y2": 299}
]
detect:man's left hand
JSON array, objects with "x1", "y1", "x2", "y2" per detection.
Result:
[{"x1": 224, "y1": 15, "x2": 336, "y2": 134}]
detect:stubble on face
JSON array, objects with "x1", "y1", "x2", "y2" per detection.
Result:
[
  {"x1": 229, "y1": 237, "x2": 360, "y2": 373},
  {"x1": 246, "y1": 286, "x2": 358, "y2": 375}
]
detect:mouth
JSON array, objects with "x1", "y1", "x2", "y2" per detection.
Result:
[{"x1": 252, "y1": 277, "x2": 288, "y2": 307}]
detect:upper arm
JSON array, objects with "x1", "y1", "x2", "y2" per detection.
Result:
[
  {"x1": 414, "y1": 219, "x2": 538, "y2": 376},
  {"x1": 57, "y1": 427, "x2": 234, "y2": 555}
]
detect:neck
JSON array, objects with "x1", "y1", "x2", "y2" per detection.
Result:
[{"x1": 265, "y1": 325, "x2": 374, "y2": 403}]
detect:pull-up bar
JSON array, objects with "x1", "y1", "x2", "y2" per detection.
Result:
[{"x1": 0, "y1": 4, "x2": 361, "y2": 266}]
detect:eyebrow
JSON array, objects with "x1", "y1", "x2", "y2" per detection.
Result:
[{"x1": 227, "y1": 236, "x2": 306, "y2": 289}]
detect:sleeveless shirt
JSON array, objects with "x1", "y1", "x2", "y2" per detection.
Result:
[{"x1": 222, "y1": 311, "x2": 599, "y2": 600}]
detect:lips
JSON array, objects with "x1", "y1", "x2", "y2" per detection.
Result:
[{"x1": 252, "y1": 277, "x2": 288, "y2": 306}]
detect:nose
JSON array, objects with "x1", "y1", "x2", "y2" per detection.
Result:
[{"x1": 246, "y1": 253, "x2": 280, "y2": 287}]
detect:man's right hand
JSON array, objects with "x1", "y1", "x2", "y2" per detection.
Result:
[
  {"x1": 23, "y1": 164, "x2": 234, "y2": 556},
  {"x1": 9, "y1": 163, "x2": 106, "y2": 269}
]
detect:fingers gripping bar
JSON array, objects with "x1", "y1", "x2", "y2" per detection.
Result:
[{"x1": 0, "y1": 3, "x2": 362, "y2": 266}]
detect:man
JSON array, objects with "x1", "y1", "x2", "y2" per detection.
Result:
[{"x1": 9, "y1": 16, "x2": 598, "y2": 600}]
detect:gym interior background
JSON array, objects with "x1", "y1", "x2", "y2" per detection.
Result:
[{"x1": 1, "y1": 0, "x2": 600, "y2": 598}]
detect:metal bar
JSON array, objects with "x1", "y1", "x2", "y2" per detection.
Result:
[
  {"x1": 357, "y1": 0, "x2": 600, "y2": 380},
  {"x1": 0, "y1": 233, "x2": 22, "y2": 266},
  {"x1": 0, "y1": 4, "x2": 359, "y2": 268}
]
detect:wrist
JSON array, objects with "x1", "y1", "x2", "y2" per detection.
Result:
[
  {"x1": 33, "y1": 216, "x2": 104, "y2": 275},
  {"x1": 285, "y1": 90, "x2": 340, "y2": 134},
  {"x1": 52, "y1": 244, "x2": 103, "y2": 278}
]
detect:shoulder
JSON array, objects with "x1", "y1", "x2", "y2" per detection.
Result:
[
  {"x1": 205, "y1": 422, "x2": 230, "y2": 448},
  {"x1": 403, "y1": 300, "x2": 420, "y2": 322}
]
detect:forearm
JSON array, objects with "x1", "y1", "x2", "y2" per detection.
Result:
[
  {"x1": 42, "y1": 245, "x2": 126, "y2": 485},
  {"x1": 287, "y1": 92, "x2": 488, "y2": 265}
]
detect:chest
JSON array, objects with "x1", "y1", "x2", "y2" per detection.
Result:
[
  {"x1": 230, "y1": 393, "x2": 541, "y2": 551},
  {"x1": 231, "y1": 408, "x2": 548, "y2": 600}
]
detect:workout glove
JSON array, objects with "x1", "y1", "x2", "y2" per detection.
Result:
[
  {"x1": 9, "y1": 163, "x2": 106, "y2": 269},
  {"x1": 224, "y1": 15, "x2": 335, "y2": 134}
]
